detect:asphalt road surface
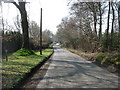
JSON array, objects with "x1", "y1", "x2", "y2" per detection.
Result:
[{"x1": 37, "y1": 46, "x2": 119, "y2": 88}]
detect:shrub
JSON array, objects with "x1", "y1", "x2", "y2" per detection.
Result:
[
  {"x1": 94, "y1": 53, "x2": 105, "y2": 62},
  {"x1": 94, "y1": 53, "x2": 120, "y2": 67},
  {"x1": 2, "y1": 31, "x2": 22, "y2": 54},
  {"x1": 13, "y1": 48, "x2": 35, "y2": 56}
]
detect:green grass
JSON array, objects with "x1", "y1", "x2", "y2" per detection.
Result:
[
  {"x1": 94, "y1": 52, "x2": 120, "y2": 66},
  {"x1": 2, "y1": 49, "x2": 53, "y2": 88},
  {"x1": 13, "y1": 48, "x2": 35, "y2": 56}
]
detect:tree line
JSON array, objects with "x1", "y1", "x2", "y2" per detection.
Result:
[
  {"x1": 0, "y1": 1, "x2": 53, "y2": 54},
  {"x1": 56, "y1": 1, "x2": 120, "y2": 52},
  {"x1": 1, "y1": 20, "x2": 53, "y2": 54}
]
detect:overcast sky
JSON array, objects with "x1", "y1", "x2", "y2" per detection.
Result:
[
  {"x1": 1, "y1": 0, "x2": 119, "y2": 34},
  {"x1": 1, "y1": 0, "x2": 70, "y2": 34}
]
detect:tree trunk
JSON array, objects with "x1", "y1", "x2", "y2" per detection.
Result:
[
  {"x1": 12, "y1": 2, "x2": 30, "y2": 49},
  {"x1": 1, "y1": 3, "x2": 4, "y2": 35},
  {"x1": 98, "y1": 2, "x2": 102, "y2": 41},
  {"x1": 86, "y1": 2, "x2": 97, "y2": 36},
  {"x1": 93, "y1": 13, "x2": 97, "y2": 36},
  {"x1": 118, "y1": 3, "x2": 120, "y2": 52},
  {"x1": 111, "y1": 3, "x2": 115, "y2": 48},
  {"x1": 93, "y1": 4, "x2": 97, "y2": 36},
  {"x1": 105, "y1": 2, "x2": 111, "y2": 50},
  {"x1": 118, "y1": 3, "x2": 120, "y2": 34}
]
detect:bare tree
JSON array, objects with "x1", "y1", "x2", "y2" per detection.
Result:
[
  {"x1": 29, "y1": 21, "x2": 40, "y2": 46},
  {"x1": 117, "y1": 2, "x2": 120, "y2": 52},
  {"x1": 114, "y1": 1, "x2": 120, "y2": 33},
  {"x1": 98, "y1": 2, "x2": 102, "y2": 41},
  {"x1": 86, "y1": 2, "x2": 98, "y2": 36},
  {"x1": 57, "y1": 1, "x2": 119, "y2": 52},
  {"x1": 42, "y1": 29, "x2": 53, "y2": 44},
  {"x1": 105, "y1": 2, "x2": 111, "y2": 49},
  {"x1": 117, "y1": 2, "x2": 120, "y2": 34},
  {"x1": 11, "y1": 0, "x2": 29, "y2": 49},
  {"x1": 14, "y1": 14, "x2": 21, "y2": 32},
  {"x1": 0, "y1": 2, "x2": 5, "y2": 35},
  {"x1": 111, "y1": 2, "x2": 115, "y2": 48}
]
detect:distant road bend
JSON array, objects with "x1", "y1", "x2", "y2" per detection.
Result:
[{"x1": 37, "y1": 46, "x2": 118, "y2": 88}]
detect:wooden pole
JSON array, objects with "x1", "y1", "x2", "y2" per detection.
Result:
[{"x1": 40, "y1": 8, "x2": 42, "y2": 55}]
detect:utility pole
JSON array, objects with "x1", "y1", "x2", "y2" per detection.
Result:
[{"x1": 40, "y1": 8, "x2": 42, "y2": 55}]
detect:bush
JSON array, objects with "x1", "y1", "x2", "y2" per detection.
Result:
[
  {"x1": 94, "y1": 53, "x2": 120, "y2": 67},
  {"x1": 13, "y1": 48, "x2": 35, "y2": 56},
  {"x1": 109, "y1": 54, "x2": 120, "y2": 66},
  {"x1": 94, "y1": 53, "x2": 105, "y2": 62},
  {"x1": 2, "y1": 31, "x2": 22, "y2": 54},
  {"x1": 101, "y1": 33, "x2": 119, "y2": 51}
]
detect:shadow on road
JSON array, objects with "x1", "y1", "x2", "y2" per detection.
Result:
[{"x1": 34, "y1": 58, "x2": 118, "y2": 87}]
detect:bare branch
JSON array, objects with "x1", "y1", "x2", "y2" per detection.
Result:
[{"x1": 11, "y1": 2, "x2": 20, "y2": 11}]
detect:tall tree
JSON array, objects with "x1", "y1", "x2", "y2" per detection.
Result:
[
  {"x1": 86, "y1": 2, "x2": 98, "y2": 36},
  {"x1": 98, "y1": 2, "x2": 102, "y2": 41},
  {"x1": 29, "y1": 21, "x2": 40, "y2": 46},
  {"x1": 0, "y1": 2, "x2": 5, "y2": 35},
  {"x1": 105, "y1": 2, "x2": 111, "y2": 49},
  {"x1": 114, "y1": 2, "x2": 120, "y2": 34},
  {"x1": 42, "y1": 29, "x2": 53, "y2": 44},
  {"x1": 118, "y1": 2, "x2": 120, "y2": 37},
  {"x1": 12, "y1": 1, "x2": 29, "y2": 49},
  {"x1": 111, "y1": 2, "x2": 115, "y2": 48},
  {"x1": 14, "y1": 14, "x2": 21, "y2": 32},
  {"x1": 118, "y1": 2, "x2": 120, "y2": 52}
]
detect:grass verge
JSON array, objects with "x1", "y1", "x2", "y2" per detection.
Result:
[
  {"x1": 66, "y1": 48, "x2": 120, "y2": 76},
  {"x1": 66, "y1": 48, "x2": 97, "y2": 60},
  {"x1": 2, "y1": 49, "x2": 53, "y2": 88}
]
